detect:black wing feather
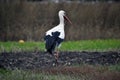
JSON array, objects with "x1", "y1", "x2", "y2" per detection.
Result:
[{"x1": 44, "y1": 31, "x2": 61, "y2": 54}]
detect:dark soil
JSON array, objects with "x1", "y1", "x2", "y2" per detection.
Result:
[{"x1": 0, "y1": 51, "x2": 120, "y2": 70}]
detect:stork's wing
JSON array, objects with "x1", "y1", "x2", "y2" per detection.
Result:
[{"x1": 44, "y1": 31, "x2": 60, "y2": 54}]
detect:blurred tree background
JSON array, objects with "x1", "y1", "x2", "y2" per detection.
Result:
[{"x1": 0, "y1": 0, "x2": 120, "y2": 41}]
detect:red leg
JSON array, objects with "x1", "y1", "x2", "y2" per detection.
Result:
[{"x1": 54, "y1": 51, "x2": 59, "y2": 60}]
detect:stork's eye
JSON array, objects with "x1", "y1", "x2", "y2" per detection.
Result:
[{"x1": 64, "y1": 12, "x2": 66, "y2": 15}]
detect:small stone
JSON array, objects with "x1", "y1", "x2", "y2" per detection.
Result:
[
  {"x1": 52, "y1": 63, "x2": 56, "y2": 66},
  {"x1": 67, "y1": 62, "x2": 71, "y2": 65}
]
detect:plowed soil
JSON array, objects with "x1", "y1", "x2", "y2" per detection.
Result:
[{"x1": 0, "y1": 51, "x2": 120, "y2": 70}]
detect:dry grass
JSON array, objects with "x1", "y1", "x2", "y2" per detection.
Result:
[
  {"x1": 0, "y1": 2, "x2": 120, "y2": 41},
  {"x1": 40, "y1": 65, "x2": 120, "y2": 80},
  {"x1": 0, "y1": 64, "x2": 120, "y2": 80}
]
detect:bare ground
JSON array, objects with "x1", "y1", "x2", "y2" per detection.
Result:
[{"x1": 0, "y1": 51, "x2": 120, "y2": 70}]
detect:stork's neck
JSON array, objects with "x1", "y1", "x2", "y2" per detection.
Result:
[{"x1": 59, "y1": 15, "x2": 64, "y2": 26}]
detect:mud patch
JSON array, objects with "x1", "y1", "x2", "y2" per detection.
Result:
[{"x1": 0, "y1": 51, "x2": 120, "y2": 70}]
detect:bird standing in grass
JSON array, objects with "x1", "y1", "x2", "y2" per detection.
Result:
[{"x1": 44, "y1": 10, "x2": 72, "y2": 63}]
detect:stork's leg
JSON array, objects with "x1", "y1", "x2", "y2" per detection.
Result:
[
  {"x1": 54, "y1": 48, "x2": 59, "y2": 63},
  {"x1": 54, "y1": 51, "x2": 59, "y2": 60}
]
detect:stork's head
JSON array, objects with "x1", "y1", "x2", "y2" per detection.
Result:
[
  {"x1": 58, "y1": 10, "x2": 72, "y2": 24},
  {"x1": 59, "y1": 10, "x2": 65, "y2": 16}
]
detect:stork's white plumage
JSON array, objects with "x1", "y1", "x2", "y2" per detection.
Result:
[{"x1": 44, "y1": 10, "x2": 72, "y2": 61}]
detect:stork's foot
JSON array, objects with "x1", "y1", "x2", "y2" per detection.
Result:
[{"x1": 52, "y1": 59, "x2": 58, "y2": 67}]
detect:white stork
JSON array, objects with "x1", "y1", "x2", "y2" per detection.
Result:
[{"x1": 44, "y1": 10, "x2": 72, "y2": 62}]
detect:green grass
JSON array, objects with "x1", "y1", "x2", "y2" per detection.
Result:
[
  {"x1": 0, "y1": 69, "x2": 80, "y2": 80},
  {"x1": 109, "y1": 63, "x2": 120, "y2": 72},
  {"x1": 0, "y1": 39, "x2": 120, "y2": 52},
  {"x1": 0, "y1": 41, "x2": 45, "y2": 52},
  {"x1": 61, "y1": 39, "x2": 120, "y2": 51}
]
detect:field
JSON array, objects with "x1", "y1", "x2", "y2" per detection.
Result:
[
  {"x1": 0, "y1": 1, "x2": 120, "y2": 80},
  {"x1": 0, "y1": 39, "x2": 120, "y2": 80}
]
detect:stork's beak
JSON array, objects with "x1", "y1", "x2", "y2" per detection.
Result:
[{"x1": 64, "y1": 15, "x2": 72, "y2": 25}]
